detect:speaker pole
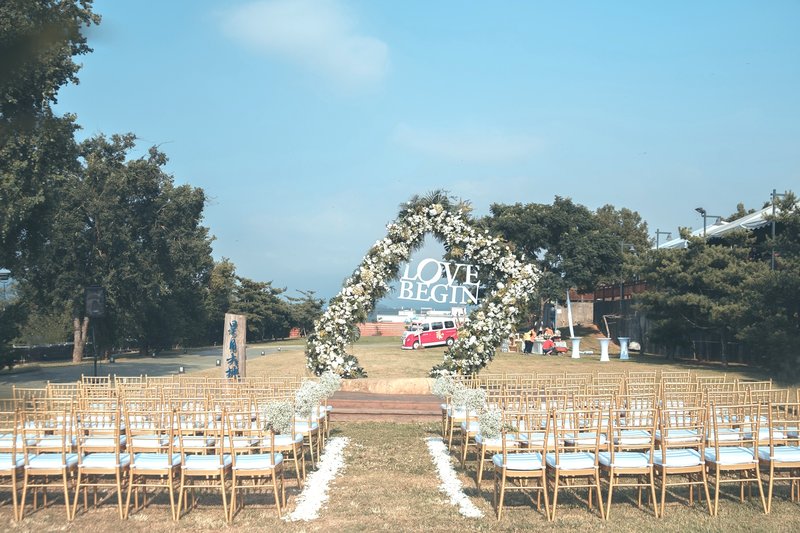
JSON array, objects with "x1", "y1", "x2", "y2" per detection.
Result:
[{"x1": 91, "y1": 320, "x2": 98, "y2": 377}]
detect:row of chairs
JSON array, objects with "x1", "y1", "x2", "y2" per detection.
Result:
[
  {"x1": 0, "y1": 377, "x2": 329, "y2": 523},
  {"x1": 456, "y1": 397, "x2": 800, "y2": 520}
]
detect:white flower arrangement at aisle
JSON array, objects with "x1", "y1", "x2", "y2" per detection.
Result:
[
  {"x1": 319, "y1": 371, "x2": 343, "y2": 398},
  {"x1": 425, "y1": 437, "x2": 483, "y2": 518},
  {"x1": 306, "y1": 191, "x2": 541, "y2": 378},
  {"x1": 284, "y1": 436, "x2": 349, "y2": 522},
  {"x1": 262, "y1": 399, "x2": 294, "y2": 435},
  {"x1": 295, "y1": 380, "x2": 324, "y2": 418}
]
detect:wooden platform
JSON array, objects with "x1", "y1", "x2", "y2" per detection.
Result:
[{"x1": 328, "y1": 391, "x2": 441, "y2": 421}]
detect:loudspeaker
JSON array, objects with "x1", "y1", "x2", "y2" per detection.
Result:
[{"x1": 85, "y1": 286, "x2": 105, "y2": 318}]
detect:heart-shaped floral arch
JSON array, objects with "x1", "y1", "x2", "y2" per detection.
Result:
[{"x1": 305, "y1": 193, "x2": 540, "y2": 378}]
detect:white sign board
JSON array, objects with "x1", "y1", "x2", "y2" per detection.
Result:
[{"x1": 398, "y1": 258, "x2": 480, "y2": 305}]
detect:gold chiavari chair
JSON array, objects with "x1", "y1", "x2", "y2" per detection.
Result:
[
  {"x1": 546, "y1": 407, "x2": 606, "y2": 520},
  {"x1": 493, "y1": 408, "x2": 551, "y2": 520},
  {"x1": 71, "y1": 406, "x2": 129, "y2": 519},
  {"x1": 705, "y1": 402, "x2": 766, "y2": 516},
  {"x1": 227, "y1": 410, "x2": 284, "y2": 520},
  {"x1": 653, "y1": 405, "x2": 711, "y2": 517},
  {"x1": 19, "y1": 402, "x2": 78, "y2": 521},
  {"x1": 124, "y1": 403, "x2": 179, "y2": 520},
  {"x1": 601, "y1": 404, "x2": 658, "y2": 518},
  {"x1": 758, "y1": 401, "x2": 800, "y2": 513},
  {"x1": 0, "y1": 400, "x2": 23, "y2": 520}
]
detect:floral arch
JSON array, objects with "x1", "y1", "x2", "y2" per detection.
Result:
[{"x1": 306, "y1": 193, "x2": 540, "y2": 378}]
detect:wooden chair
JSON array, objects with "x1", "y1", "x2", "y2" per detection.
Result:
[
  {"x1": 124, "y1": 404, "x2": 180, "y2": 520},
  {"x1": 0, "y1": 401, "x2": 23, "y2": 520},
  {"x1": 654, "y1": 405, "x2": 712, "y2": 517},
  {"x1": 493, "y1": 409, "x2": 550, "y2": 520},
  {"x1": 758, "y1": 401, "x2": 800, "y2": 513},
  {"x1": 705, "y1": 402, "x2": 766, "y2": 515},
  {"x1": 546, "y1": 407, "x2": 606, "y2": 520},
  {"x1": 19, "y1": 404, "x2": 78, "y2": 520},
  {"x1": 601, "y1": 404, "x2": 658, "y2": 518},
  {"x1": 72, "y1": 407, "x2": 129, "y2": 519},
  {"x1": 175, "y1": 409, "x2": 232, "y2": 521},
  {"x1": 227, "y1": 410, "x2": 284, "y2": 520}
]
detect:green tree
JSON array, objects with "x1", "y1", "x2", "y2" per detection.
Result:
[
  {"x1": 286, "y1": 289, "x2": 324, "y2": 337},
  {"x1": 231, "y1": 277, "x2": 292, "y2": 342},
  {"x1": 204, "y1": 258, "x2": 237, "y2": 344},
  {"x1": 21, "y1": 134, "x2": 214, "y2": 360}
]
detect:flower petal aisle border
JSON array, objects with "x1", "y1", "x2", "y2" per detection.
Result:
[
  {"x1": 425, "y1": 437, "x2": 483, "y2": 518},
  {"x1": 284, "y1": 436, "x2": 350, "y2": 522},
  {"x1": 306, "y1": 191, "x2": 540, "y2": 378}
]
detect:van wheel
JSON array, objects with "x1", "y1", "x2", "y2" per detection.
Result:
[
  {"x1": 446, "y1": 337, "x2": 455, "y2": 347},
  {"x1": 412, "y1": 341, "x2": 420, "y2": 350}
]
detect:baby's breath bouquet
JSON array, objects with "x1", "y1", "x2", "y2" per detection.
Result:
[
  {"x1": 452, "y1": 386, "x2": 486, "y2": 412},
  {"x1": 319, "y1": 371, "x2": 342, "y2": 398},
  {"x1": 478, "y1": 408, "x2": 503, "y2": 439},
  {"x1": 431, "y1": 375, "x2": 457, "y2": 398},
  {"x1": 295, "y1": 380, "x2": 324, "y2": 418},
  {"x1": 263, "y1": 400, "x2": 294, "y2": 435}
]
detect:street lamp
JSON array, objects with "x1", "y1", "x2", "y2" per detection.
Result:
[
  {"x1": 655, "y1": 229, "x2": 672, "y2": 250},
  {"x1": 770, "y1": 188, "x2": 786, "y2": 271},
  {"x1": 694, "y1": 207, "x2": 722, "y2": 239}
]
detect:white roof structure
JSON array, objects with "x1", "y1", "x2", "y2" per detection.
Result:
[{"x1": 658, "y1": 205, "x2": 776, "y2": 249}]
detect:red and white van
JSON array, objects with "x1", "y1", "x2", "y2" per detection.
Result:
[{"x1": 401, "y1": 318, "x2": 459, "y2": 350}]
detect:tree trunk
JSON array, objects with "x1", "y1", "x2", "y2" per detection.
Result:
[
  {"x1": 720, "y1": 331, "x2": 728, "y2": 366},
  {"x1": 72, "y1": 316, "x2": 89, "y2": 363}
]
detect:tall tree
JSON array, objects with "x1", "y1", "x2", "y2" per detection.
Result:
[
  {"x1": 231, "y1": 277, "x2": 292, "y2": 342},
  {"x1": 286, "y1": 289, "x2": 324, "y2": 337},
  {"x1": 204, "y1": 258, "x2": 237, "y2": 344},
  {"x1": 21, "y1": 134, "x2": 214, "y2": 360}
]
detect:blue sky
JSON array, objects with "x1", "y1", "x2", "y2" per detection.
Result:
[{"x1": 55, "y1": 0, "x2": 800, "y2": 302}]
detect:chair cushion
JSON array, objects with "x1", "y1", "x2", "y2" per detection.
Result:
[
  {"x1": 653, "y1": 449, "x2": 702, "y2": 468},
  {"x1": 261, "y1": 434, "x2": 304, "y2": 449},
  {"x1": 745, "y1": 428, "x2": 785, "y2": 442},
  {"x1": 614, "y1": 429, "x2": 653, "y2": 446},
  {"x1": 80, "y1": 452, "x2": 131, "y2": 469},
  {"x1": 131, "y1": 452, "x2": 181, "y2": 470},
  {"x1": 83, "y1": 435, "x2": 127, "y2": 449},
  {"x1": 27, "y1": 453, "x2": 79, "y2": 469},
  {"x1": 598, "y1": 451, "x2": 651, "y2": 469},
  {"x1": 459, "y1": 421, "x2": 480, "y2": 433},
  {"x1": 176, "y1": 436, "x2": 216, "y2": 450},
  {"x1": 183, "y1": 454, "x2": 232, "y2": 471},
  {"x1": 475, "y1": 434, "x2": 517, "y2": 448},
  {"x1": 492, "y1": 452, "x2": 543, "y2": 471},
  {"x1": 545, "y1": 451, "x2": 596, "y2": 470},
  {"x1": 129, "y1": 434, "x2": 170, "y2": 450},
  {"x1": 293, "y1": 421, "x2": 319, "y2": 433},
  {"x1": 655, "y1": 429, "x2": 699, "y2": 444},
  {"x1": 565, "y1": 432, "x2": 607, "y2": 446},
  {"x1": 757, "y1": 446, "x2": 800, "y2": 463},
  {"x1": 704, "y1": 446, "x2": 755, "y2": 466},
  {"x1": 706, "y1": 428, "x2": 741, "y2": 443},
  {"x1": 0, "y1": 452, "x2": 25, "y2": 470},
  {"x1": 233, "y1": 453, "x2": 284, "y2": 471}
]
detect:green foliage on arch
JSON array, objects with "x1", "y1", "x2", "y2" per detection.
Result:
[{"x1": 306, "y1": 192, "x2": 540, "y2": 378}]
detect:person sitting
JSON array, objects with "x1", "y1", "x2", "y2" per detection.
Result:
[{"x1": 542, "y1": 338, "x2": 555, "y2": 355}]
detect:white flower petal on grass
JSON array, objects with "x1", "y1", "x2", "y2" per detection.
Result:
[
  {"x1": 284, "y1": 436, "x2": 349, "y2": 522},
  {"x1": 425, "y1": 437, "x2": 483, "y2": 518}
]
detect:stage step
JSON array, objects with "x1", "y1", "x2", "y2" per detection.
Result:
[{"x1": 329, "y1": 391, "x2": 441, "y2": 421}]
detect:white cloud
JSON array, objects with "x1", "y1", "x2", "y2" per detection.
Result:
[
  {"x1": 221, "y1": 0, "x2": 389, "y2": 88},
  {"x1": 393, "y1": 123, "x2": 543, "y2": 163}
]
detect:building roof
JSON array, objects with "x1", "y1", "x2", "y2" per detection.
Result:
[{"x1": 657, "y1": 205, "x2": 776, "y2": 249}]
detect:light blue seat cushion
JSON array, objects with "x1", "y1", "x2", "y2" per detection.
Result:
[
  {"x1": 653, "y1": 449, "x2": 702, "y2": 468},
  {"x1": 655, "y1": 429, "x2": 699, "y2": 444},
  {"x1": 475, "y1": 434, "x2": 517, "y2": 448},
  {"x1": 545, "y1": 451, "x2": 596, "y2": 471},
  {"x1": 614, "y1": 429, "x2": 652, "y2": 446},
  {"x1": 129, "y1": 434, "x2": 170, "y2": 450},
  {"x1": 34, "y1": 435, "x2": 77, "y2": 449},
  {"x1": 183, "y1": 454, "x2": 232, "y2": 471},
  {"x1": 224, "y1": 436, "x2": 259, "y2": 450},
  {"x1": 233, "y1": 453, "x2": 284, "y2": 471},
  {"x1": 745, "y1": 428, "x2": 785, "y2": 441},
  {"x1": 598, "y1": 451, "x2": 651, "y2": 469},
  {"x1": 80, "y1": 452, "x2": 131, "y2": 468},
  {"x1": 83, "y1": 435, "x2": 127, "y2": 449},
  {"x1": 27, "y1": 453, "x2": 79, "y2": 469},
  {"x1": 131, "y1": 452, "x2": 180, "y2": 470},
  {"x1": 565, "y1": 432, "x2": 607, "y2": 446},
  {"x1": 176, "y1": 436, "x2": 216, "y2": 450},
  {"x1": 706, "y1": 428, "x2": 741, "y2": 443},
  {"x1": 460, "y1": 421, "x2": 480, "y2": 433},
  {"x1": 261, "y1": 434, "x2": 304, "y2": 449},
  {"x1": 293, "y1": 421, "x2": 319, "y2": 433},
  {"x1": 704, "y1": 446, "x2": 755, "y2": 466},
  {"x1": 757, "y1": 446, "x2": 800, "y2": 463},
  {"x1": 0, "y1": 453, "x2": 25, "y2": 469},
  {"x1": 492, "y1": 452, "x2": 543, "y2": 471}
]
